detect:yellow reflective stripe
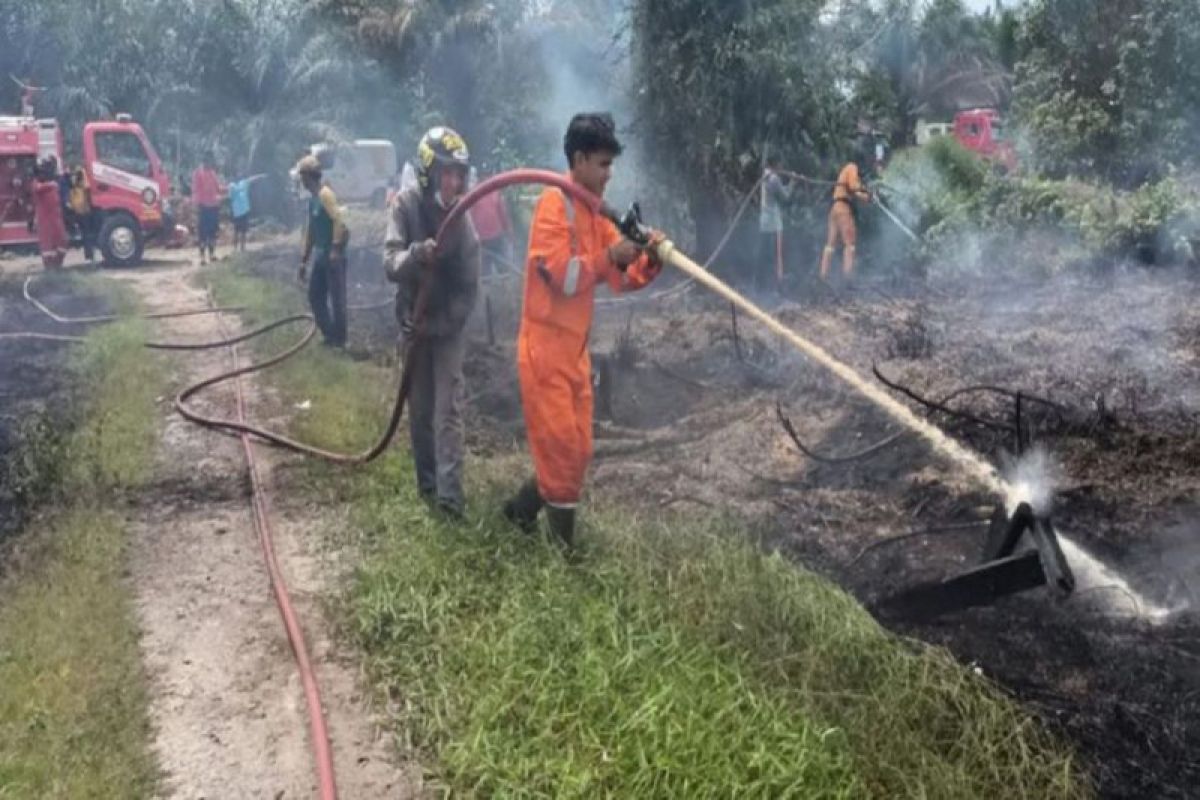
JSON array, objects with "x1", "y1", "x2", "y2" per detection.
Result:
[
  {"x1": 557, "y1": 189, "x2": 578, "y2": 257},
  {"x1": 564, "y1": 257, "x2": 581, "y2": 297}
]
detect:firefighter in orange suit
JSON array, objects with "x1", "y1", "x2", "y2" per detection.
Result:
[
  {"x1": 502, "y1": 113, "x2": 664, "y2": 546},
  {"x1": 819, "y1": 159, "x2": 872, "y2": 279}
]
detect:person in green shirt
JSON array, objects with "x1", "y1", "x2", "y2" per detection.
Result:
[{"x1": 295, "y1": 155, "x2": 349, "y2": 347}]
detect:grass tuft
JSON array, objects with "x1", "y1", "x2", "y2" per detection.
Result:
[{"x1": 0, "y1": 511, "x2": 158, "y2": 799}]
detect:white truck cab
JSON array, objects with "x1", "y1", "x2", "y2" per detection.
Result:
[{"x1": 298, "y1": 139, "x2": 397, "y2": 208}]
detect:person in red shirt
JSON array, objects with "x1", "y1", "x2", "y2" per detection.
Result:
[
  {"x1": 32, "y1": 157, "x2": 68, "y2": 269},
  {"x1": 467, "y1": 167, "x2": 515, "y2": 275},
  {"x1": 501, "y1": 113, "x2": 664, "y2": 547},
  {"x1": 190, "y1": 153, "x2": 223, "y2": 264}
]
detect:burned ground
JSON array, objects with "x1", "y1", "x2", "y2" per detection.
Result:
[
  {"x1": 241, "y1": 243, "x2": 1200, "y2": 798},
  {"x1": 0, "y1": 272, "x2": 107, "y2": 546}
]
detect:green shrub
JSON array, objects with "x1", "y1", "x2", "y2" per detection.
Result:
[{"x1": 884, "y1": 145, "x2": 1200, "y2": 275}]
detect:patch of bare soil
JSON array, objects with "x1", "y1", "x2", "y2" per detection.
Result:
[{"x1": 107, "y1": 256, "x2": 415, "y2": 798}]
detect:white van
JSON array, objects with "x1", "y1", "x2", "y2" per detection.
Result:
[
  {"x1": 301, "y1": 139, "x2": 397, "y2": 207},
  {"x1": 915, "y1": 121, "x2": 954, "y2": 146}
]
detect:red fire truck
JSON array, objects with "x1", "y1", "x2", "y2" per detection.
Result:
[
  {"x1": 953, "y1": 108, "x2": 1017, "y2": 172},
  {"x1": 1, "y1": 111, "x2": 174, "y2": 266}
]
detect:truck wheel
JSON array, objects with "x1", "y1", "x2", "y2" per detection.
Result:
[{"x1": 99, "y1": 214, "x2": 144, "y2": 267}]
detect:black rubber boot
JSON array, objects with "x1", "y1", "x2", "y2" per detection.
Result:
[
  {"x1": 502, "y1": 477, "x2": 543, "y2": 533},
  {"x1": 545, "y1": 505, "x2": 576, "y2": 549}
]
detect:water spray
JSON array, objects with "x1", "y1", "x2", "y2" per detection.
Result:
[
  {"x1": 872, "y1": 195, "x2": 921, "y2": 243},
  {"x1": 618, "y1": 201, "x2": 1167, "y2": 623}
]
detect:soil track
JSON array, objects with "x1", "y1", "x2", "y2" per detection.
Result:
[
  {"x1": 0, "y1": 251, "x2": 415, "y2": 798},
  {"x1": 113, "y1": 256, "x2": 414, "y2": 799},
  {"x1": 245, "y1": 243, "x2": 1200, "y2": 797}
]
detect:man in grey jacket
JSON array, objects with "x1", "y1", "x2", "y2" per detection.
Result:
[
  {"x1": 384, "y1": 127, "x2": 480, "y2": 517},
  {"x1": 758, "y1": 154, "x2": 793, "y2": 291}
]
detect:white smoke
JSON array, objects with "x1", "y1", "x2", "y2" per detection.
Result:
[{"x1": 1002, "y1": 446, "x2": 1062, "y2": 515}]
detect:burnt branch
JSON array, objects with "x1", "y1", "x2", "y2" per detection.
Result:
[
  {"x1": 872, "y1": 363, "x2": 1015, "y2": 433},
  {"x1": 730, "y1": 302, "x2": 744, "y2": 363},
  {"x1": 851, "y1": 521, "x2": 990, "y2": 565},
  {"x1": 775, "y1": 401, "x2": 907, "y2": 464},
  {"x1": 650, "y1": 358, "x2": 712, "y2": 391},
  {"x1": 938, "y1": 384, "x2": 1068, "y2": 414}
]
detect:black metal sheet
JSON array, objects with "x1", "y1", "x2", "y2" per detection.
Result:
[{"x1": 874, "y1": 550, "x2": 1046, "y2": 621}]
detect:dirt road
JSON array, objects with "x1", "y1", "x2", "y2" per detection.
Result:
[{"x1": 99, "y1": 254, "x2": 414, "y2": 799}]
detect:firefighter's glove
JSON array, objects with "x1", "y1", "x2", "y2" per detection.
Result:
[
  {"x1": 608, "y1": 238, "x2": 641, "y2": 272},
  {"x1": 644, "y1": 230, "x2": 667, "y2": 266},
  {"x1": 411, "y1": 238, "x2": 437, "y2": 269},
  {"x1": 401, "y1": 317, "x2": 417, "y2": 339}
]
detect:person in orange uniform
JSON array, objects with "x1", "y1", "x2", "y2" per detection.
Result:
[
  {"x1": 503, "y1": 113, "x2": 664, "y2": 547},
  {"x1": 818, "y1": 157, "x2": 872, "y2": 280}
]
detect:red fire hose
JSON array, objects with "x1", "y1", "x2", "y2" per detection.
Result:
[
  {"x1": 7, "y1": 168, "x2": 610, "y2": 800},
  {"x1": 173, "y1": 169, "x2": 605, "y2": 462}
]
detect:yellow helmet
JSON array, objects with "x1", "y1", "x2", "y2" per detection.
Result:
[{"x1": 416, "y1": 126, "x2": 470, "y2": 191}]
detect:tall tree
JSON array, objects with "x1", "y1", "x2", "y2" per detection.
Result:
[
  {"x1": 629, "y1": 0, "x2": 845, "y2": 258},
  {"x1": 1013, "y1": 0, "x2": 1200, "y2": 183},
  {"x1": 839, "y1": 0, "x2": 1008, "y2": 146}
]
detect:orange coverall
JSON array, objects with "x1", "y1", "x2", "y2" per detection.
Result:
[
  {"x1": 819, "y1": 162, "x2": 870, "y2": 278},
  {"x1": 518, "y1": 182, "x2": 661, "y2": 506}
]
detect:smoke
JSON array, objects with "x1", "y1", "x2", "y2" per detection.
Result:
[
  {"x1": 530, "y1": 13, "x2": 647, "y2": 204},
  {"x1": 1001, "y1": 446, "x2": 1062, "y2": 516},
  {"x1": 996, "y1": 449, "x2": 1183, "y2": 622}
]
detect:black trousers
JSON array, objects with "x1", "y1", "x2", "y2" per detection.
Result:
[
  {"x1": 308, "y1": 249, "x2": 347, "y2": 346},
  {"x1": 67, "y1": 210, "x2": 100, "y2": 260}
]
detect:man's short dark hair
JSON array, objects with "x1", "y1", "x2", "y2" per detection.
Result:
[
  {"x1": 765, "y1": 154, "x2": 780, "y2": 168},
  {"x1": 564, "y1": 113, "x2": 623, "y2": 167}
]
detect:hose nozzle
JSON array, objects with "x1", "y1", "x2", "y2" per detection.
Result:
[{"x1": 602, "y1": 201, "x2": 653, "y2": 246}]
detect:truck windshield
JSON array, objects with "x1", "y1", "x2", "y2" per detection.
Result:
[
  {"x1": 96, "y1": 131, "x2": 152, "y2": 177},
  {"x1": 991, "y1": 123, "x2": 1008, "y2": 142}
]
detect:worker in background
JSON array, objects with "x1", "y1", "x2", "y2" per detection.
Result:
[
  {"x1": 32, "y1": 157, "x2": 67, "y2": 269},
  {"x1": 467, "y1": 166, "x2": 515, "y2": 275},
  {"x1": 56, "y1": 163, "x2": 71, "y2": 221},
  {"x1": 13, "y1": 76, "x2": 42, "y2": 117},
  {"x1": 191, "y1": 153, "x2": 223, "y2": 264},
  {"x1": 296, "y1": 155, "x2": 350, "y2": 348},
  {"x1": 66, "y1": 166, "x2": 98, "y2": 265},
  {"x1": 502, "y1": 113, "x2": 664, "y2": 547},
  {"x1": 384, "y1": 127, "x2": 480, "y2": 518},
  {"x1": 818, "y1": 155, "x2": 872, "y2": 280},
  {"x1": 228, "y1": 173, "x2": 264, "y2": 253},
  {"x1": 758, "y1": 154, "x2": 793, "y2": 291}
]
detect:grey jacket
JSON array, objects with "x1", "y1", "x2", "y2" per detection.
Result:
[
  {"x1": 384, "y1": 187, "x2": 480, "y2": 338},
  {"x1": 759, "y1": 170, "x2": 793, "y2": 234}
]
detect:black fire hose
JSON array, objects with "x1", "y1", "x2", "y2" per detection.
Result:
[{"x1": 172, "y1": 169, "x2": 612, "y2": 462}]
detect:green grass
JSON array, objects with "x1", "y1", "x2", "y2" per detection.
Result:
[
  {"x1": 212, "y1": 259, "x2": 1091, "y2": 799},
  {"x1": 209, "y1": 268, "x2": 390, "y2": 453},
  {"x1": 0, "y1": 309, "x2": 162, "y2": 797},
  {"x1": 0, "y1": 511, "x2": 157, "y2": 799}
]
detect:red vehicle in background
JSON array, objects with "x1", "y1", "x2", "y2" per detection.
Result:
[
  {"x1": 953, "y1": 108, "x2": 1017, "y2": 172},
  {"x1": 1, "y1": 109, "x2": 174, "y2": 266}
]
